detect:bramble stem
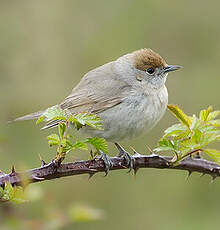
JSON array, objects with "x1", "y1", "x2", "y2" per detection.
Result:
[{"x1": 0, "y1": 153, "x2": 220, "y2": 187}]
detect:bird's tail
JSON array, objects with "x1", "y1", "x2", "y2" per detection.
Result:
[
  {"x1": 12, "y1": 110, "x2": 44, "y2": 122},
  {"x1": 11, "y1": 107, "x2": 62, "y2": 130}
]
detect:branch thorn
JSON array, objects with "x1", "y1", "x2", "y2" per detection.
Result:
[
  {"x1": 88, "y1": 173, "x2": 95, "y2": 180},
  {"x1": 10, "y1": 165, "x2": 16, "y2": 175},
  {"x1": 146, "y1": 145, "x2": 155, "y2": 155},
  {"x1": 115, "y1": 142, "x2": 126, "y2": 156},
  {"x1": 32, "y1": 175, "x2": 45, "y2": 181},
  {"x1": 134, "y1": 167, "x2": 139, "y2": 177},
  {"x1": 39, "y1": 154, "x2": 46, "y2": 167},
  {"x1": 130, "y1": 146, "x2": 142, "y2": 157}
]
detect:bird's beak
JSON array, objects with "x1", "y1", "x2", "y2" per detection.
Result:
[{"x1": 163, "y1": 65, "x2": 182, "y2": 73}]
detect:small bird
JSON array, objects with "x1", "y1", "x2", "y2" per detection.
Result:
[{"x1": 14, "y1": 48, "x2": 181, "y2": 172}]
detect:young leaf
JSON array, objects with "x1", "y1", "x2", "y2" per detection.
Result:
[
  {"x1": 154, "y1": 146, "x2": 175, "y2": 152},
  {"x1": 174, "y1": 130, "x2": 191, "y2": 140},
  {"x1": 163, "y1": 123, "x2": 187, "y2": 138},
  {"x1": 66, "y1": 140, "x2": 73, "y2": 147},
  {"x1": 0, "y1": 186, "x2": 4, "y2": 198},
  {"x1": 60, "y1": 138, "x2": 67, "y2": 147},
  {"x1": 207, "y1": 111, "x2": 220, "y2": 121},
  {"x1": 199, "y1": 106, "x2": 213, "y2": 121},
  {"x1": 154, "y1": 138, "x2": 176, "y2": 152},
  {"x1": 47, "y1": 134, "x2": 60, "y2": 146},
  {"x1": 204, "y1": 149, "x2": 220, "y2": 164},
  {"x1": 190, "y1": 115, "x2": 201, "y2": 130},
  {"x1": 157, "y1": 105, "x2": 220, "y2": 164},
  {"x1": 58, "y1": 123, "x2": 66, "y2": 139},
  {"x1": 43, "y1": 105, "x2": 67, "y2": 121},
  {"x1": 36, "y1": 115, "x2": 46, "y2": 125},
  {"x1": 47, "y1": 134, "x2": 60, "y2": 142},
  {"x1": 199, "y1": 133, "x2": 220, "y2": 148},
  {"x1": 191, "y1": 129, "x2": 202, "y2": 144},
  {"x1": 208, "y1": 120, "x2": 220, "y2": 127},
  {"x1": 86, "y1": 137, "x2": 108, "y2": 153},
  {"x1": 1, "y1": 181, "x2": 14, "y2": 201},
  {"x1": 72, "y1": 141, "x2": 88, "y2": 151},
  {"x1": 167, "y1": 104, "x2": 191, "y2": 128},
  {"x1": 199, "y1": 125, "x2": 219, "y2": 133},
  {"x1": 69, "y1": 115, "x2": 83, "y2": 130},
  {"x1": 71, "y1": 113, "x2": 103, "y2": 130},
  {"x1": 48, "y1": 140, "x2": 59, "y2": 146}
]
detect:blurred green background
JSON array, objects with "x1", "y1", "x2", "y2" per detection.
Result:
[{"x1": 0, "y1": 0, "x2": 220, "y2": 229}]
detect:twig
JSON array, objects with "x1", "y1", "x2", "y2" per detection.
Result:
[{"x1": 0, "y1": 153, "x2": 220, "y2": 187}]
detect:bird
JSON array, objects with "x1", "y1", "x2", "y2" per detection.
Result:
[{"x1": 14, "y1": 48, "x2": 181, "y2": 173}]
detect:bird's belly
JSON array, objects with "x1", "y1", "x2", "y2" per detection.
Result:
[{"x1": 84, "y1": 88, "x2": 168, "y2": 142}]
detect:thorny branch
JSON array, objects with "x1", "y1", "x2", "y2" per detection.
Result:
[{"x1": 1, "y1": 151, "x2": 220, "y2": 187}]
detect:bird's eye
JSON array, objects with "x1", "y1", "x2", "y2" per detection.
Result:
[{"x1": 146, "y1": 67, "x2": 155, "y2": 74}]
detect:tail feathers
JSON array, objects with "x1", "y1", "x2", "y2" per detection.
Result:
[
  {"x1": 13, "y1": 110, "x2": 44, "y2": 122},
  {"x1": 12, "y1": 107, "x2": 63, "y2": 130},
  {"x1": 41, "y1": 119, "x2": 64, "y2": 130}
]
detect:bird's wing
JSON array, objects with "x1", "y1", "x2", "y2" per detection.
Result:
[
  {"x1": 42, "y1": 62, "x2": 130, "y2": 130},
  {"x1": 60, "y1": 62, "x2": 130, "y2": 114}
]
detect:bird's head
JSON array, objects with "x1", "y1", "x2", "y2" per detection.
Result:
[
  {"x1": 116, "y1": 48, "x2": 181, "y2": 89},
  {"x1": 133, "y1": 48, "x2": 181, "y2": 88}
]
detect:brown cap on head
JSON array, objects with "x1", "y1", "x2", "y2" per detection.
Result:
[{"x1": 133, "y1": 48, "x2": 166, "y2": 71}]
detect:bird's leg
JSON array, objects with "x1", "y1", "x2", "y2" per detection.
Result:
[
  {"x1": 115, "y1": 143, "x2": 134, "y2": 172},
  {"x1": 96, "y1": 151, "x2": 113, "y2": 176}
]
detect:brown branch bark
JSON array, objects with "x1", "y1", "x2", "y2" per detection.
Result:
[{"x1": 1, "y1": 153, "x2": 220, "y2": 187}]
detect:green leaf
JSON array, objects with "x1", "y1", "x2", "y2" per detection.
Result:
[
  {"x1": 86, "y1": 137, "x2": 108, "y2": 153},
  {"x1": 58, "y1": 123, "x2": 66, "y2": 139},
  {"x1": 47, "y1": 134, "x2": 60, "y2": 146},
  {"x1": 192, "y1": 129, "x2": 202, "y2": 144},
  {"x1": 1, "y1": 181, "x2": 14, "y2": 201},
  {"x1": 199, "y1": 125, "x2": 218, "y2": 133},
  {"x1": 157, "y1": 105, "x2": 220, "y2": 164},
  {"x1": 208, "y1": 120, "x2": 220, "y2": 127},
  {"x1": 167, "y1": 104, "x2": 191, "y2": 128},
  {"x1": 47, "y1": 134, "x2": 60, "y2": 142},
  {"x1": 154, "y1": 138, "x2": 177, "y2": 152},
  {"x1": 70, "y1": 113, "x2": 103, "y2": 130},
  {"x1": 190, "y1": 115, "x2": 201, "y2": 130},
  {"x1": 66, "y1": 140, "x2": 73, "y2": 147},
  {"x1": 163, "y1": 123, "x2": 187, "y2": 138},
  {"x1": 158, "y1": 138, "x2": 174, "y2": 147},
  {"x1": 72, "y1": 141, "x2": 88, "y2": 151},
  {"x1": 69, "y1": 115, "x2": 83, "y2": 130},
  {"x1": 0, "y1": 186, "x2": 4, "y2": 198},
  {"x1": 207, "y1": 110, "x2": 220, "y2": 121},
  {"x1": 36, "y1": 115, "x2": 45, "y2": 125},
  {"x1": 204, "y1": 149, "x2": 220, "y2": 164},
  {"x1": 0, "y1": 183, "x2": 27, "y2": 203},
  {"x1": 199, "y1": 133, "x2": 220, "y2": 148},
  {"x1": 199, "y1": 106, "x2": 212, "y2": 121},
  {"x1": 154, "y1": 146, "x2": 175, "y2": 152},
  {"x1": 43, "y1": 105, "x2": 67, "y2": 121},
  {"x1": 48, "y1": 140, "x2": 59, "y2": 146},
  {"x1": 174, "y1": 130, "x2": 191, "y2": 140},
  {"x1": 60, "y1": 138, "x2": 67, "y2": 147}
]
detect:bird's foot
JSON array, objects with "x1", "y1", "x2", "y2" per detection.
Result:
[
  {"x1": 96, "y1": 151, "x2": 113, "y2": 176},
  {"x1": 115, "y1": 143, "x2": 134, "y2": 172}
]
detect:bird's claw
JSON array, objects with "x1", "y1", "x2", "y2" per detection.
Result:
[
  {"x1": 96, "y1": 151, "x2": 113, "y2": 176},
  {"x1": 115, "y1": 143, "x2": 134, "y2": 172}
]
